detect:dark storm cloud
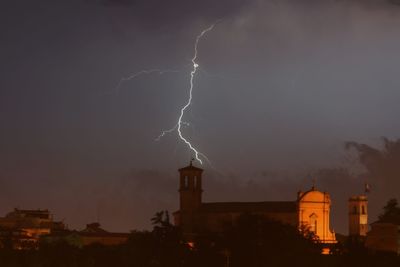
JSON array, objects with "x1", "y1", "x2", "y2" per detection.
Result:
[
  {"x1": 346, "y1": 138, "x2": 400, "y2": 198},
  {"x1": 98, "y1": 0, "x2": 400, "y2": 19},
  {"x1": 389, "y1": 0, "x2": 400, "y2": 6},
  {"x1": 92, "y1": 0, "x2": 253, "y2": 28},
  {"x1": 340, "y1": 138, "x2": 400, "y2": 226}
]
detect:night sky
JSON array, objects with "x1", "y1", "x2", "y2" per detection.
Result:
[{"x1": 1, "y1": 0, "x2": 400, "y2": 234}]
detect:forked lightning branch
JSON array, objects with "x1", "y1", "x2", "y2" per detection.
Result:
[{"x1": 116, "y1": 24, "x2": 218, "y2": 165}]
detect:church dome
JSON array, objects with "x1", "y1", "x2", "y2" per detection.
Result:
[{"x1": 298, "y1": 187, "x2": 330, "y2": 203}]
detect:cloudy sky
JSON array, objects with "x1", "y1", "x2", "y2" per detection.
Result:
[{"x1": 1, "y1": 0, "x2": 400, "y2": 233}]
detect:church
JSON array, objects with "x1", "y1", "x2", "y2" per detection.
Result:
[{"x1": 173, "y1": 162, "x2": 337, "y2": 244}]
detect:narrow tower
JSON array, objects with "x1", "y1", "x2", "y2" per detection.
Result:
[
  {"x1": 179, "y1": 160, "x2": 203, "y2": 211},
  {"x1": 177, "y1": 160, "x2": 203, "y2": 233},
  {"x1": 348, "y1": 195, "x2": 368, "y2": 237}
]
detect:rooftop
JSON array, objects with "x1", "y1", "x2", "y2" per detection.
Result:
[
  {"x1": 178, "y1": 160, "x2": 203, "y2": 172},
  {"x1": 199, "y1": 201, "x2": 297, "y2": 213}
]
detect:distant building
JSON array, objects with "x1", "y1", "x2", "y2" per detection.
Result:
[
  {"x1": 78, "y1": 223, "x2": 130, "y2": 246},
  {"x1": 173, "y1": 162, "x2": 336, "y2": 244},
  {"x1": 0, "y1": 209, "x2": 65, "y2": 249},
  {"x1": 0, "y1": 228, "x2": 37, "y2": 250},
  {"x1": 365, "y1": 222, "x2": 400, "y2": 254},
  {"x1": 348, "y1": 195, "x2": 368, "y2": 238},
  {"x1": 42, "y1": 223, "x2": 130, "y2": 247}
]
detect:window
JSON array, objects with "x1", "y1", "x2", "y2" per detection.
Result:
[
  {"x1": 362, "y1": 206, "x2": 366, "y2": 214},
  {"x1": 309, "y1": 214, "x2": 318, "y2": 233},
  {"x1": 194, "y1": 176, "x2": 197, "y2": 189},
  {"x1": 184, "y1": 176, "x2": 189, "y2": 188},
  {"x1": 353, "y1": 206, "x2": 357, "y2": 214}
]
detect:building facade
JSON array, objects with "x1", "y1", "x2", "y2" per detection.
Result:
[
  {"x1": 297, "y1": 188, "x2": 336, "y2": 243},
  {"x1": 42, "y1": 223, "x2": 130, "y2": 247},
  {"x1": 173, "y1": 163, "x2": 336, "y2": 244},
  {"x1": 0, "y1": 209, "x2": 65, "y2": 249},
  {"x1": 348, "y1": 195, "x2": 368, "y2": 238}
]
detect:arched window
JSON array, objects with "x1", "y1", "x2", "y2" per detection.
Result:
[
  {"x1": 309, "y1": 213, "x2": 318, "y2": 233},
  {"x1": 193, "y1": 176, "x2": 197, "y2": 189},
  {"x1": 362, "y1": 205, "x2": 365, "y2": 214}
]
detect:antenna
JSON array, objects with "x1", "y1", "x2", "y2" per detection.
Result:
[
  {"x1": 364, "y1": 182, "x2": 371, "y2": 195},
  {"x1": 310, "y1": 174, "x2": 316, "y2": 190}
]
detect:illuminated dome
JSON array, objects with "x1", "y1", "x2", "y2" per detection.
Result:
[{"x1": 298, "y1": 187, "x2": 331, "y2": 203}]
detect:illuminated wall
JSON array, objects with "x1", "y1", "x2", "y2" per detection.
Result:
[
  {"x1": 297, "y1": 188, "x2": 337, "y2": 244},
  {"x1": 348, "y1": 195, "x2": 368, "y2": 237}
]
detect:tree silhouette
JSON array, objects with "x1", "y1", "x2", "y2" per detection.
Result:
[
  {"x1": 192, "y1": 213, "x2": 321, "y2": 267},
  {"x1": 378, "y1": 198, "x2": 400, "y2": 224}
]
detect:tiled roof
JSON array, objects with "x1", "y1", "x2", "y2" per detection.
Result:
[{"x1": 200, "y1": 201, "x2": 297, "y2": 213}]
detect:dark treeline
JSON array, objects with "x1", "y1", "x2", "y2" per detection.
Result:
[{"x1": 1, "y1": 211, "x2": 400, "y2": 267}]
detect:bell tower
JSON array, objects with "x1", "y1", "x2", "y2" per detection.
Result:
[
  {"x1": 348, "y1": 195, "x2": 368, "y2": 237},
  {"x1": 179, "y1": 160, "x2": 203, "y2": 212},
  {"x1": 176, "y1": 160, "x2": 203, "y2": 234}
]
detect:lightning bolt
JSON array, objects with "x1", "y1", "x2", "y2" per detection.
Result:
[
  {"x1": 110, "y1": 23, "x2": 218, "y2": 165},
  {"x1": 114, "y1": 69, "x2": 179, "y2": 95},
  {"x1": 158, "y1": 24, "x2": 217, "y2": 165},
  {"x1": 155, "y1": 121, "x2": 190, "y2": 142}
]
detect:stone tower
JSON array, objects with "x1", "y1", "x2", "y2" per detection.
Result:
[
  {"x1": 348, "y1": 195, "x2": 368, "y2": 237},
  {"x1": 178, "y1": 161, "x2": 203, "y2": 233},
  {"x1": 179, "y1": 160, "x2": 203, "y2": 211}
]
